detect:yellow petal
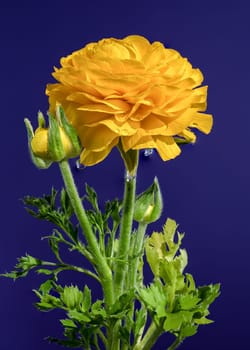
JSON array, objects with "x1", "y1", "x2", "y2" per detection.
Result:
[
  {"x1": 191, "y1": 113, "x2": 213, "y2": 134},
  {"x1": 141, "y1": 115, "x2": 168, "y2": 135},
  {"x1": 121, "y1": 129, "x2": 147, "y2": 151},
  {"x1": 155, "y1": 136, "x2": 181, "y2": 161},
  {"x1": 178, "y1": 129, "x2": 196, "y2": 143},
  {"x1": 84, "y1": 117, "x2": 138, "y2": 136},
  {"x1": 123, "y1": 35, "x2": 150, "y2": 57},
  {"x1": 157, "y1": 109, "x2": 195, "y2": 135},
  {"x1": 80, "y1": 138, "x2": 118, "y2": 166},
  {"x1": 77, "y1": 125, "x2": 118, "y2": 151}
]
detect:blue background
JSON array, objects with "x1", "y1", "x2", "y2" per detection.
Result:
[{"x1": 1, "y1": 1, "x2": 249, "y2": 349}]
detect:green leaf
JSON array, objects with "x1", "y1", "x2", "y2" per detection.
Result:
[
  {"x1": 68, "y1": 310, "x2": 91, "y2": 323},
  {"x1": 108, "y1": 291, "x2": 133, "y2": 318},
  {"x1": 91, "y1": 300, "x2": 106, "y2": 318},
  {"x1": 134, "y1": 308, "x2": 147, "y2": 342},
  {"x1": 85, "y1": 183, "x2": 99, "y2": 211},
  {"x1": 23, "y1": 188, "x2": 79, "y2": 243},
  {"x1": 194, "y1": 316, "x2": 213, "y2": 325},
  {"x1": 36, "y1": 268, "x2": 54, "y2": 275},
  {"x1": 1, "y1": 254, "x2": 42, "y2": 280},
  {"x1": 164, "y1": 312, "x2": 183, "y2": 331},
  {"x1": 60, "y1": 285, "x2": 83, "y2": 310},
  {"x1": 180, "y1": 323, "x2": 198, "y2": 337},
  {"x1": 81, "y1": 285, "x2": 91, "y2": 312},
  {"x1": 34, "y1": 293, "x2": 62, "y2": 311},
  {"x1": 60, "y1": 319, "x2": 77, "y2": 328},
  {"x1": 178, "y1": 293, "x2": 201, "y2": 310},
  {"x1": 38, "y1": 279, "x2": 54, "y2": 295},
  {"x1": 139, "y1": 282, "x2": 167, "y2": 318}
]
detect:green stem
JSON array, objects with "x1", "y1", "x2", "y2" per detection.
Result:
[
  {"x1": 113, "y1": 175, "x2": 136, "y2": 297},
  {"x1": 58, "y1": 160, "x2": 113, "y2": 306},
  {"x1": 134, "y1": 322, "x2": 162, "y2": 350},
  {"x1": 167, "y1": 338, "x2": 183, "y2": 350},
  {"x1": 129, "y1": 221, "x2": 148, "y2": 289}
]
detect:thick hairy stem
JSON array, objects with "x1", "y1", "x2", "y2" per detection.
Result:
[
  {"x1": 129, "y1": 221, "x2": 148, "y2": 289},
  {"x1": 134, "y1": 322, "x2": 162, "y2": 350},
  {"x1": 167, "y1": 337, "x2": 183, "y2": 350},
  {"x1": 113, "y1": 175, "x2": 136, "y2": 297},
  {"x1": 59, "y1": 160, "x2": 113, "y2": 306}
]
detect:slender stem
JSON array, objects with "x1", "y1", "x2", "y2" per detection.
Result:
[
  {"x1": 129, "y1": 221, "x2": 148, "y2": 289},
  {"x1": 134, "y1": 322, "x2": 162, "y2": 350},
  {"x1": 58, "y1": 160, "x2": 113, "y2": 306},
  {"x1": 167, "y1": 338, "x2": 183, "y2": 350},
  {"x1": 96, "y1": 329, "x2": 108, "y2": 348},
  {"x1": 113, "y1": 175, "x2": 136, "y2": 297}
]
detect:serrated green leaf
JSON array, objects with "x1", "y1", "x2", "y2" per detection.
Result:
[
  {"x1": 178, "y1": 293, "x2": 201, "y2": 310},
  {"x1": 134, "y1": 308, "x2": 147, "y2": 342},
  {"x1": 60, "y1": 319, "x2": 77, "y2": 328},
  {"x1": 139, "y1": 282, "x2": 167, "y2": 318},
  {"x1": 36, "y1": 268, "x2": 54, "y2": 275},
  {"x1": 35, "y1": 302, "x2": 58, "y2": 311},
  {"x1": 68, "y1": 310, "x2": 91, "y2": 323},
  {"x1": 194, "y1": 316, "x2": 213, "y2": 325},
  {"x1": 164, "y1": 312, "x2": 183, "y2": 331},
  {"x1": 180, "y1": 323, "x2": 198, "y2": 337},
  {"x1": 91, "y1": 300, "x2": 106, "y2": 318},
  {"x1": 198, "y1": 283, "x2": 221, "y2": 307},
  {"x1": 163, "y1": 218, "x2": 178, "y2": 243},
  {"x1": 38, "y1": 279, "x2": 54, "y2": 295},
  {"x1": 81, "y1": 285, "x2": 91, "y2": 312},
  {"x1": 164, "y1": 311, "x2": 193, "y2": 332},
  {"x1": 1, "y1": 254, "x2": 42, "y2": 280},
  {"x1": 85, "y1": 184, "x2": 99, "y2": 211},
  {"x1": 61, "y1": 285, "x2": 83, "y2": 310}
]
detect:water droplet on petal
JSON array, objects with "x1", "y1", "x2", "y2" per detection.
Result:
[
  {"x1": 143, "y1": 148, "x2": 154, "y2": 157},
  {"x1": 75, "y1": 159, "x2": 86, "y2": 170}
]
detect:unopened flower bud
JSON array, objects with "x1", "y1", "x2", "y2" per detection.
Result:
[
  {"x1": 25, "y1": 106, "x2": 81, "y2": 169},
  {"x1": 24, "y1": 118, "x2": 52, "y2": 169},
  {"x1": 134, "y1": 177, "x2": 163, "y2": 223},
  {"x1": 61, "y1": 285, "x2": 83, "y2": 310}
]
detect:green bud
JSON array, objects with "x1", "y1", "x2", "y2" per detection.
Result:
[
  {"x1": 25, "y1": 106, "x2": 81, "y2": 169},
  {"x1": 24, "y1": 117, "x2": 52, "y2": 169},
  {"x1": 134, "y1": 177, "x2": 163, "y2": 223},
  {"x1": 60, "y1": 285, "x2": 83, "y2": 310}
]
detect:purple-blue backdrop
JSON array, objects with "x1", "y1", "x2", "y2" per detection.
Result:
[{"x1": 1, "y1": 1, "x2": 249, "y2": 349}]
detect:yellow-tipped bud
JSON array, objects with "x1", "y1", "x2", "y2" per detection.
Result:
[
  {"x1": 31, "y1": 127, "x2": 50, "y2": 159},
  {"x1": 25, "y1": 106, "x2": 81, "y2": 169}
]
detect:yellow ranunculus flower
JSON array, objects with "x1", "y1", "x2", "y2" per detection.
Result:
[{"x1": 46, "y1": 35, "x2": 213, "y2": 166}]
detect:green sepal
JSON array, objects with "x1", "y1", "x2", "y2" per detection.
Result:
[
  {"x1": 56, "y1": 105, "x2": 81, "y2": 157},
  {"x1": 117, "y1": 140, "x2": 139, "y2": 177},
  {"x1": 37, "y1": 110, "x2": 46, "y2": 128},
  {"x1": 48, "y1": 114, "x2": 65, "y2": 161}
]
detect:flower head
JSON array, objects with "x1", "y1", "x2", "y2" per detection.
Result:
[{"x1": 46, "y1": 35, "x2": 213, "y2": 166}]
